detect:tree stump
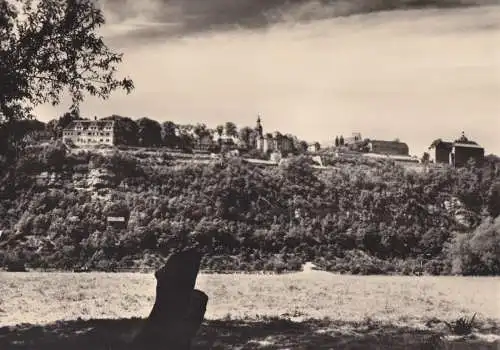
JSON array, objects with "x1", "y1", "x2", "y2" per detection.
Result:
[{"x1": 129, "y1": 248, "x2": 208, "y2": 350}]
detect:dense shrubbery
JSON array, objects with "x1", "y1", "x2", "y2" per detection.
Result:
[
  {"x1": 0, "y1": 146, "x2": 499, "y2": 275},
  {"x1": 447, "y1": 216, "x2": 500, "y2": 275}
]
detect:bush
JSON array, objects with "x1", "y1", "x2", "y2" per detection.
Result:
[
  {"x1": 446, "y1": 216, "x2": 500, "y2": 275},
  {"x1": 3, "y1": 252, "x2": 27, "y2": 272},
  {"x1": 423, "y1": 259, "x2": 450, "y2": 276},
  {"x1": 39, "y1": 141, "x2": 67, "y2": 171},
  {"x1": 1, "y1": 145, "x2": 499, "y2": 274}
]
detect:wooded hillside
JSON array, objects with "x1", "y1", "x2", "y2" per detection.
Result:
[{"x1": 0, "y1": 142, "x2": 499, "y2": 275}]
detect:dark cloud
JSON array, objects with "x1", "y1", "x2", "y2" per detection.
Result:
[
  {"x1": 100, "y1": 0, "x2": 327, "y2": 41},
  {"x1": 99, "y1": 0, "x2": 498, "y2": 42}
]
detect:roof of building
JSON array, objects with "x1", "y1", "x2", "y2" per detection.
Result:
[
  {"x1": 454, "y1": 133, "x2": 478, "y2": 145},
  {"x1": 64, "y1": 120, "x2": 114, "y2": 131},
  {"x1": 453, "y1": 143, "x2": 484, "y2": 149},
  {"x1": 431, "y1": 133, "x2": 483, "y2": 150},
  {"x1": 435, "y1": 141, "x2": 453, "y2": 148},
  {"x1": 369, "y1": 140, "x2": 408, "y2": 147}
]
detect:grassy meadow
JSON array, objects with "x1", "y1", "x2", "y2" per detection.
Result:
[{"x1": 0, "y1": 271, "x2": 499, "y2": 349}]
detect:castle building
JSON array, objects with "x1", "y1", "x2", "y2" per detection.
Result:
[
  {"x1": 429, "y1": 132, "x2": 484, "y2": 167},
  {"x1": 344, "y1": 132, "x2": 362, "y2": 146},
  {"x1": 254, "y1": 115, "x2": 293, "y2": 154},
  {"x1": 367, "y1": 140, "x2": 409, "y2": 156},
  {"x1": 62, "y1": 118, "x2": 115, "y2": 147}
]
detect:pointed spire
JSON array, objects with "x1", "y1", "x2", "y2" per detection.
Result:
[{"x1": 255, "y1": 114, "x2": 263, "y2": 137}]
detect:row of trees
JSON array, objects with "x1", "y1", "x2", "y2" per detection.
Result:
[
  {"x1": 2, "y1": 112, "x2": 310, "y2": 156},
  {"x1": 60, "y1": 113, "x2": 309, "y2": 153},
  {"x1": 1, "y1": 144, "x2": 499, "y2": 274}
]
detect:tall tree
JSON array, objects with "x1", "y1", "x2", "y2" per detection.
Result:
[
  {"x1": 0, "y1": 118, "x2": 46, "y2": 157},
  {"x1": 177, "y1": 124, "x2": 195, "y2": 151},
  {"x1": 136, "y1": 117, "x2": 162, "y2": 147},
  {"x1": 102, "y1": 115, "x2": 138, "y2": 146},
  {"x1": 46, "y1": 110, "x2": 82, "y2": 138},
  {"x1": 0, "y1": 0, "x2": 133, "y2": 121},
  {"x1": 215, "y1": 125, "x2": 224, "y2": 138},
  {"x1": 161, "y1": 121, "x2": 178, "y2": 148},
  {"x1": 194, "y1": 123, "x2": 210, "y2": 138},
  {"x1": 421, "y1": 152, "x2": 430, "y2": 164},
  {"x1": 193, "y1": 123, "x2": 211, "y2": 149},
  {"x1": 239, "y1": 126, "x2": 253, "y2": 148},
  {"x1": 224, "y1": 122, "x2": 237, "y2": 138},
  {"x1": 299, "y1": 141, "x2": 308, "y2": 153}
]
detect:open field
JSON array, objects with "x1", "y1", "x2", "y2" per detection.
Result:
[
  {"x1": 0, "y1": 271, "x2": 499, "y2": 349},
  {"x1": 2, "y1": 271, "x2": 500, "y2": 326}
]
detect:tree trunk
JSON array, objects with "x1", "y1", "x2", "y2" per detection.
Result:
[{"x1": 129, "y1": 249, "x2": 208, "y2": 350}]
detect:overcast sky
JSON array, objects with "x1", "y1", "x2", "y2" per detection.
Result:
[{"x1": 34, "y1": 1, "x2": 500, "y2": 157}]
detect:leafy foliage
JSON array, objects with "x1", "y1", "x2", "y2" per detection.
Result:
[
  {"x1": 0, "y1": 0, "x2": 133, "y2": 121},
  {"x1": 447, "y1": 216, "x2": 500, "y2": 275},
  {"x1": 136, "y1": 117, "x2": 162, "y2": 147},
  {"x1": 0, "y1": 145, "x2": 499, "y2": 274},
  {"x1": 444, "y1": 314, "x2": 476, "y2": 335}
]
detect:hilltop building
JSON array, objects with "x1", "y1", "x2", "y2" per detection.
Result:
[
  {"x1": 429, "y1": 132, "x2": 484, "y2": 167},
  {"x1": 216, "y1": 135, "x2": 239, "y2": 151},
  {"x1": 254, "y1": 115, "x2": 293, "y2": 154},
  {"x1": 432, "y1": 141, "x2": 453, "y2": 163},
  {"x1": 367, "y1": 140, "x2": 409, "y2": 156},
  {"x1": 343, "y1": 132, "x2": 362, "y2": 146},
  {"x1": 307, "y1": 142, "x2": 321, "y2": 153},
  {"x1": 334, "y1": 133, "x2": 408, "y2": 156},
  {"x1": 62, "y1": 118, "x2": 115, "y2": 147}
]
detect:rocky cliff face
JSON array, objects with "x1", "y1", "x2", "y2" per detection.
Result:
[{"x1": 35, "y1": 168, "x2": 115, "y2": 189}]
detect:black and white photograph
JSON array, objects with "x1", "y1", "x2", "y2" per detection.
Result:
[{"x1": 0, "y1": 0, "x2": 499, "y2": 349}]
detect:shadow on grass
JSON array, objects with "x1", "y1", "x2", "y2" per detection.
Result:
[{"x1": 0, "y1": 317, "x2": 498, "y2": 350}]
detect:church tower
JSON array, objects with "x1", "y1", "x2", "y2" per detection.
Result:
[
  {"x1": 255, "y1": 114, "x2": 264, "y2": 151},
  {"x1": 255, "y1": 114, "x2": 263, "y2": 137}
]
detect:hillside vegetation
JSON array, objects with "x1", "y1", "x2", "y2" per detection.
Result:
[{"x1": 0, "y1": 141, "x2": 499, "y2": 275}]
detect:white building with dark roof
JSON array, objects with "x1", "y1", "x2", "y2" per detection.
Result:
[{"x1": 62, "y1": 119, "x2": 115, "y2": 147}]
